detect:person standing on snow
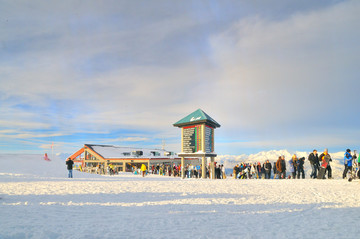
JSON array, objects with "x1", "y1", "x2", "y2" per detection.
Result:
[
  {"x1": 273, "y1": 162, "x2": 278, "y2": 179},
  {"x1": 276, "y1": 156, "x2": 286, "y2": 179},
  {"x1": 281, "y1": 155, "x2": 286, "y2": 179},
  {"x1": 256, "y1": 162, "x2": 262, "y2": 179},
  {"x1": 292, "y1": 155, "x2": 298, "y2": 179},
  {"x1": 140, "y1": 164, "x2": 147, "y2": 177},
  {"x1": 343, "y1": 149, "x2": 353, "y2": 179},
  {"x1": 357, "y1": 155, "x2": 360, "y2": 179},
  {"x1": 221, "y1": 165, "x2": 226, "y2": 179},
  {"x1": 66, "y1": 158, "x2": 74, "y2": 178},
  {"x1": 233, "y1": 164, "x2": 239, "y2": 179},
  {"x1": 308, "y1": 149, "x2": 319, "y2": 179},
  {"x1": 264, "y1": 160, "x2": 272, "y2": 179},
  {"x1": 297, "y1": 157, "x2": 305, "y2": 179},
  {"x1": 250, "y1": 164, "x2": 256, "y2": 179},
  {"x1": 319, "y1": 149, "x2": 332, "y2": 179},
  {"x1": 288, "y1": 158, "x2": 295, "y2": 179}
]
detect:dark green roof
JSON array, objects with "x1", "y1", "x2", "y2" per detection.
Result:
[{"x1": 173, "y1": 109, "x2": 221, "y2": 128}]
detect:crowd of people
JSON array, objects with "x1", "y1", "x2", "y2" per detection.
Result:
[
  {"x1": 135, "y1": 163, "x2": 226, "y2": 179},
  {"x1": 135, "y1": 149, "x2": 360, "y2": 180},
  {"x1": 66, "y1": 148, "x2": 359, "y2": 180},
  {"x1": 232, "y1": 155, "x2": 308, "y2": 179},
  {"x1": 232, "y1": 148, "x2": 359, "y2": 180}
]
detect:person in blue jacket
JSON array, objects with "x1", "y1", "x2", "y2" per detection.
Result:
[{"x1": 342, "y1": 149, "x2": 353, "y2": 179}]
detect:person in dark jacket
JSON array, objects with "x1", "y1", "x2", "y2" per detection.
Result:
[
  {"x1": 273, "y1": 162, "x2": 278, "y2": 179},
  {"x1": 66, "y1": 158, "x2": 74, "y2": 178},
  {"x1": 234, "y1": 164, "x2": 240, "y2": 179},
  {"x1": 291, "y1": 155, "x2": 298, "y2": 179},
  {"x1": 297, "y1": 157, "x2": 305, "y2": 179},
  {"x1": 215, "y1": 165, "x2": 221, "y2": 179},
  {"x1": 264, "y1": 160, "x2": 272, "y2": 179},
  {"x1": 308, "y1": 149, "x2": 319, "y2": 179}
]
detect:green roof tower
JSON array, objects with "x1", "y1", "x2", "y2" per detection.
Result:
[{"x1": 173, "y1": 109, "x2": 220, "y2": 179}]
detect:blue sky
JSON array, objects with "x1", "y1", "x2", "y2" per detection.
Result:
[{"x1": 1, "y1": 0, "x2": 360, "y2": 155}]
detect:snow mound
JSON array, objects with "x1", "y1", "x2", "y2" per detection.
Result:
[{"x1": 0, "y1": 154, "x2": 95, "y2": 180}]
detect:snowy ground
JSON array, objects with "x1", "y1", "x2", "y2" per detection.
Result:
[{"x1": 1, "y1": 155, "x2": 360, "y2": 239}]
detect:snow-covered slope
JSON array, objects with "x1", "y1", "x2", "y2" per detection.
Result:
[
  {"x1": 0, "y1": 154, "x2": 96, "y2": 180},
  {"x1": 1, "y1": 153, "x2": 360, "y2": 239}
]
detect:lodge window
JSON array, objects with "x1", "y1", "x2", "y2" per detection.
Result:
[
  {"x1": 151, "y1": 151, "x2": 160, "y2": 156},
  {"x1": 132, "y1": 151, "x2": 143, "y2": 156}
]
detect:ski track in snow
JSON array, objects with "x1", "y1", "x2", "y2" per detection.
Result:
[{"x1": 1, "y1": 155, "x2": 360, "y2": 239}]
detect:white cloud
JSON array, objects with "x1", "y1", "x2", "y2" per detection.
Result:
[
  {"x1": 209, "y1": 0, "x2": 360, "y2": 131},
  {"x1": 1, "y1": 1, "x2": 359, "y2": 153},
  {"x1": 0, "y1": 131, "x2": 67, "y2": 139},
  {"x1": 0, "y1": 120, "x2": 51, "y2": 130},
  {"x1": 204, "y1": 1, "x2": 360, "y2": 153},
  {"x1": 107, "y1": 137, "x2": 149, "y2": 143}
]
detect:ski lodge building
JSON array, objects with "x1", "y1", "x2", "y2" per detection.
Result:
[{"x1": 68, "y1": 144, "x2": 198, "y2": 174}]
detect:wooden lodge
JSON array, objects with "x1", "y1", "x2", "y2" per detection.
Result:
[{"x1": 68, "y1": 144, "x2": 199, "y2": 174}]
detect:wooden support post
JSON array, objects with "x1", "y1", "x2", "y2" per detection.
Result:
[
  {"x1": 181, "y1": 157, "x2": 185, "y2": 179},
  {"x1": 211, "y1": 157, "x2": 215, "y2": 179},
  {"x1": 202, "y1": 157, "x2": 206, "y2": 179}
]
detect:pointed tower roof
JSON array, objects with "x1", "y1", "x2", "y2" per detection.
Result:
[{"x1": 173, "y1": 109, "x2": 221, "y2": 128}]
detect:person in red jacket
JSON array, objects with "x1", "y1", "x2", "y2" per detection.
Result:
[{"x1": 319, "y1": 149, "x2": 332, "y2": 179}]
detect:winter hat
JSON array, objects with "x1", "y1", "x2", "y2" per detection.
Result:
[{"x1": 346, "y1": 149, "x2": 351, "y2": 152}]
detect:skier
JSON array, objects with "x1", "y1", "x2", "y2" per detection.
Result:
[
  {"x1": 66, "y1": 158, "x2": 74, "y2": 178},
  {"x1": 342, "y1": 149, "x2": 353, "y2": 179},
  {"x1": 44, "y1": 153, "x2": 51, "y2": 161},
  {"x1": 308, "y1": 149, "x2": 319, "y2": 179}
]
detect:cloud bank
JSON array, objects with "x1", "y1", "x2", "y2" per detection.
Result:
[{"x1": 0, "y1": 1, "x2": 359, "y2": 154}]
